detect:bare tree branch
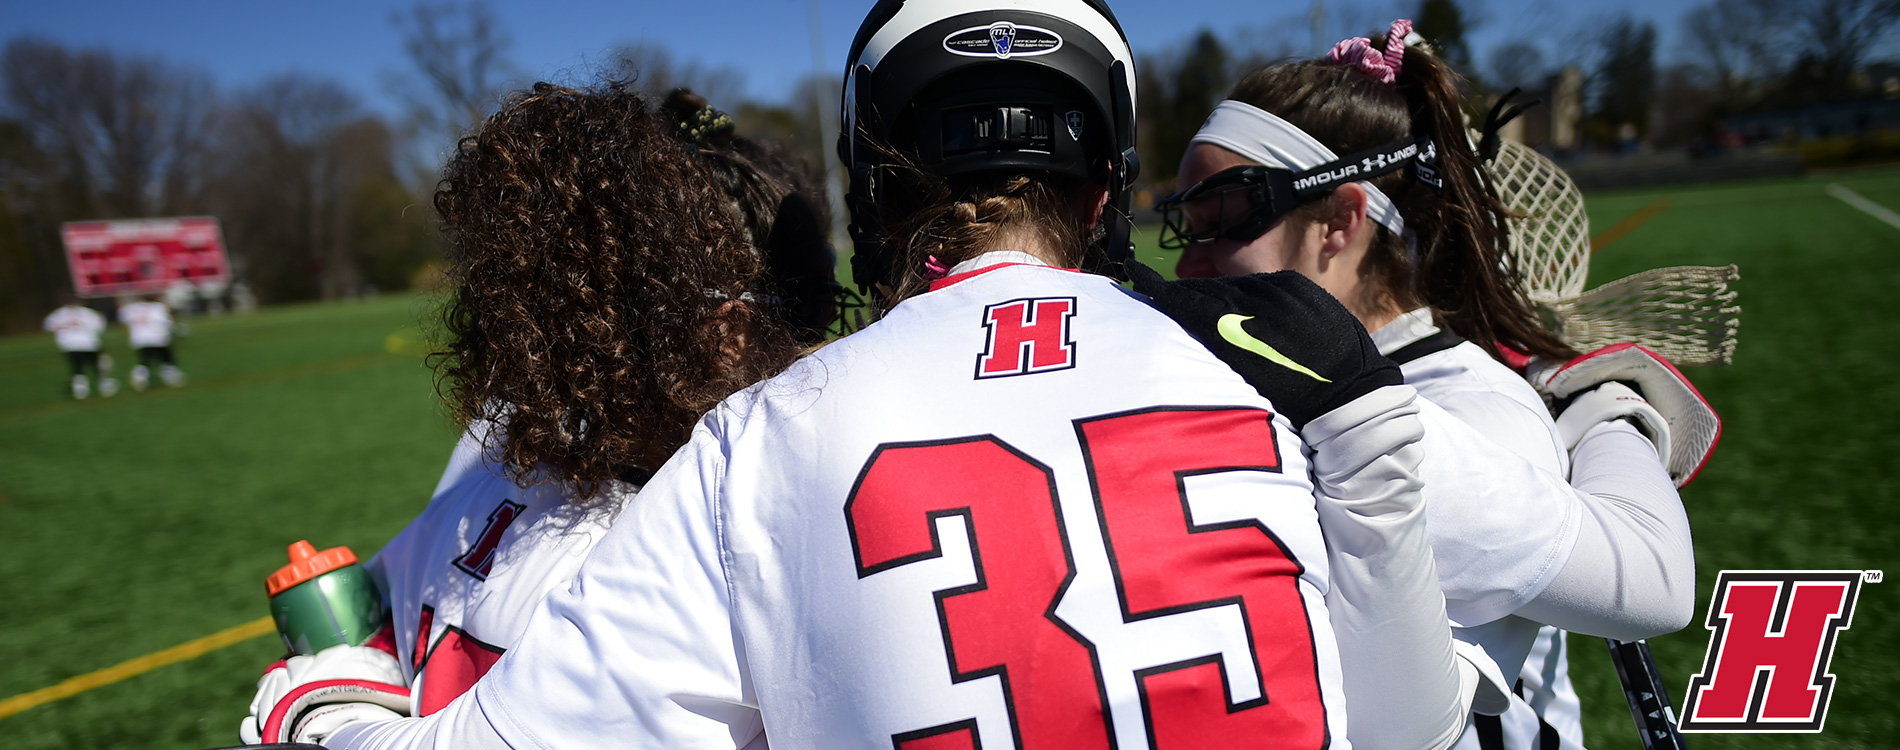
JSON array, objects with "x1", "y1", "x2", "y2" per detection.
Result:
[
  {"x1": 1787, "y1": 0, "x2": 1900, "y2": 88},
  {"x1": 1488, "y1": 41, "x2": 1546, "y2": 92},
  {"x1": 609, "y1": 42, "x2": 748, "y2": 105},
  {"x1": 2, "y1": 38, "x2": 215, "y2": 218},
  {"x1": 386, "y1": 1, "x2": 517, "y2": 152}
]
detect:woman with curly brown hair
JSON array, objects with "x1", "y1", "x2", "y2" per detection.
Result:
[{"x1": 239, "y1": 80, "x2": 841, "y2": 744}]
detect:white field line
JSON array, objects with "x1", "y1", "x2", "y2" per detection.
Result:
[{"x1": 1826, "y1": 183, "x2": 1900, "y2": 232}]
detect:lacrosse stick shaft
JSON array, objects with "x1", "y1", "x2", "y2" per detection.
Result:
[{"x1": 1606, "y1": 638, "x2": 1688, "y2": 750}]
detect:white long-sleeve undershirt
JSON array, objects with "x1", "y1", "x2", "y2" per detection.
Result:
[
  {"x1": 1304, "y1": 385, "x2": 1496, "y2": 750},
  {"x1": 1516, "y1": 420, "x2": 1697, "y2": 640}
]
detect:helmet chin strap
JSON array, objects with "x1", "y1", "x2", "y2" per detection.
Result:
[{"x1": 1095, "y1": 146, "x2": 1141, "y2": 280}]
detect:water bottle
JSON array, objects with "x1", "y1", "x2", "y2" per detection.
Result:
[{"x1": 266, "y1": 540, "x2": 385, "y2": 655}]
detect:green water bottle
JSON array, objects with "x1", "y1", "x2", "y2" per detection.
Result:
[{"x1": 266, "y1": 540, "x2": 385, "y2": 655}]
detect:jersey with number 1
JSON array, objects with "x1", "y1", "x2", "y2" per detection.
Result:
[
  {"x1": 457, "y1": 260, "x2": 1350, "y2": 750},
  {"x1": 366, "y1": 440, "x2": 621, "y2": 718}
]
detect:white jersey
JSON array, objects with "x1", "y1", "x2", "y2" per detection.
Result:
[
  {"x1": 44, "y1": 305, "x2": 106, "y2": 351},
  {"x1": 431, "y1": 419, "x2": 497, "y2": 498},
  {"x1": 366, "y1": 442, "x2": 620, "y2": 718},
  {"x1": 342, "y1": 259, "x2": 1351, "y2": 749},
  {"x1": 1374, "y1": 309, "x2": 1585, "y2": 750},
  {"x1": 118, "y1": 301, "x2": 174, "y2": 348}
]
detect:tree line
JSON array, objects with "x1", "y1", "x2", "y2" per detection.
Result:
[
  {"x1": 0, "y1": 28, "x2": 440, "y2": 331},
  {"x1": 1138, "y1": 0, "x2": 1900, "y2": 180},
  {"x1": 7, "y1": 0, "x2": 1897, "y2": 331}
]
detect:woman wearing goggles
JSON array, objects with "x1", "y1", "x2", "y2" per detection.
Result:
[{"x1": 1158, "y1": 20, "x2": 1700, "y2": 750}]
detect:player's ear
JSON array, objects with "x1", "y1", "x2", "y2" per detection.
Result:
[
  {"x1": 1319, "y1": 184, "x2": 1371, "y2": 261},
  {"x1": 1079, "y1": 183, "x2": 1111, "y2": 231}
]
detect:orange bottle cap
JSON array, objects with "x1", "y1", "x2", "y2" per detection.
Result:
[{"x1": 266, "y1": 540, "x2": 360, "y2": 596}]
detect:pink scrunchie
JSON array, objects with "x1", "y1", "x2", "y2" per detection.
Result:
[
  {"x1": 1326, "y1": 19, "x2": 1413, "y2": 84},
  {"x1": 923, "y1": 255, "x2": 952, "y2": 281}
]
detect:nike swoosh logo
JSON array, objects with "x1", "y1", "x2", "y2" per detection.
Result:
[{"x1": 1216, "y1": 314, "x2": 1332, "y2": 383}]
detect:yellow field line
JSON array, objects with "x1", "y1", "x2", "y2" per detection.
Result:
[
  {"x1": 0, "y1": 617, "x2": 275, "y2": 720},
  {"x1": 1590, "y1": 196, "x2": 1673, "y2": 252}
]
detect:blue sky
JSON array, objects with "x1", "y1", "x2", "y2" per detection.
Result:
[{"x1": 2, "y1": 0, "x2": 1706, "y2": 117}]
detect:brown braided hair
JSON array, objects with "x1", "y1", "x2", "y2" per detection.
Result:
[
  {"x1": 431, "y1": 81, "x2": 803, "y2": 501},
  {"x1": 1227, "y1": 41, "x2": 1576, "y2": 362},
  {"x1": 878, "y1": 168, "x2": 1099, "y2": 303}
]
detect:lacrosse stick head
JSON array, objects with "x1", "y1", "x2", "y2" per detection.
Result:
[
  {"x1": 1483, "y1": 134, "x2": 1740, "y2": 365},
  {"x1": 1487, "y1": 134, "x2": 1591, "y2": 302}
]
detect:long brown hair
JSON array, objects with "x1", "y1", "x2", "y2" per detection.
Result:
[
  {"x1": 432, "y1": 81, "x2": 802, "y2": 501},
  {"x1": 1227, "y1": 39, "x2": 1575, "y2": 361}
]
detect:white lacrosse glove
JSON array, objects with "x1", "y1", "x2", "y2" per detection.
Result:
[
  {"x1": 1530, "y1": 343, "x2": 1721, "y2": 487},
  {"x1": 239, "y1": 637, "x2": 411, "y2": 745},
  {"x1": 1554, "y1": 380, "x2": 1671, "y2": 461}
]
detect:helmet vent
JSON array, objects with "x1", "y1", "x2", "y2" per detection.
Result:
[{"x1": 944, "y1": 105, "x2": 1053, "y2": 155}]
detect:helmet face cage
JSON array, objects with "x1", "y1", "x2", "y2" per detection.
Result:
[
  {"x1": 752, "y1": 191, "x2": 855, "y2": 342},
  {"x1": 828, "y1": 285, "x2": 871, "y2": 337},
  {"x1": 840, "y1": 0, "x2": 1140, "y2": 302}
]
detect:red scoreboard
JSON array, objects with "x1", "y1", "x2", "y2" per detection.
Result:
[{"x1": 62, "y1": 217, "x2": 231, "y2": 298}]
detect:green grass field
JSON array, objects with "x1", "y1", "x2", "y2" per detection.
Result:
[
  {"x1": 2, "y1": 169, "x2": 1897, "y2": 748},
  {"x1": 1565, "y1": 173, "x2": 1900, "y2": 749}
]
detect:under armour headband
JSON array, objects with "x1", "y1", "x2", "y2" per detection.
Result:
[{"x1": 1190, "y1": 99, "x2": 1408, "y2": 235}]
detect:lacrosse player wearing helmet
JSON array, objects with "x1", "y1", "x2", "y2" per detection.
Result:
[
  {"x1": 239, "y1": 81, "x2": 838, "y2": 746},
  {"x1": 1157, "y1": 20, "x2": 1715, "y2": 750},
  {"x1": 296, "y1": 2, "x2": 1486, "y2": 748}
]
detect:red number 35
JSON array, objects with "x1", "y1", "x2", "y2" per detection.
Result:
[{"x1": 845, "y1": 407, "x2": 1328, "y2": 750}]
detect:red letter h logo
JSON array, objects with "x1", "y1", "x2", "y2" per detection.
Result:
[
  {"x1": 976, "y1": 297, "x2": 1076, "y2": 379},
  {"x1": 1680, "y1": 570, "x2": 1866, "y2": 733}
]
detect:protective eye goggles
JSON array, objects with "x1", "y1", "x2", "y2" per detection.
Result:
[{"x1": 1155, "y1": 136, "x2": 1440, "y2": 250}]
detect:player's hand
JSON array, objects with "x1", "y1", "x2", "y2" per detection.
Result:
[
  {"x1": 1552, "y1": 381, "x2": 1672, "y2": 463},
  {"x1": 1128, "y1": 260, "x2": 1402, "y2": 429},
  {"x1": 1530, "y1": 343, "x2": 1720, "y2": 487},
  {"x1": 238, "y1": 636, "x2": 410, "y2": 745}
]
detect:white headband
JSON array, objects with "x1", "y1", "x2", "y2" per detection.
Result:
[{"x1": 1189, "y1": 99, "x2": 1406, "y2": 235}]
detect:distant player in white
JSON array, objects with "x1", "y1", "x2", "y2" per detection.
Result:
[
  {"x1": 1163, "y1": 20, "x2": 1710, "y2": 750},
  {"x1": 239, "y1": 81, "x2": 849, "y2": 743},
  {"x1": 43, "y1": 297, "x2": 115, "y2": 399},
  {"x1": 118, "y1": 296, "x2": 182, "y2": 389},
  {"x1": 252, "y1": 2, "x2": 1483, "y2": 747},
  {"x1": 164, "y1": 278, "x2": 197, "y2": 316}
]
